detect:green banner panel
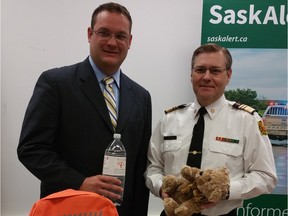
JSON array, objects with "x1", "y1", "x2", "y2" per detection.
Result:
[
  {"x1": 201, "y1": 0, "x2": 287, "y2": 48},
  {"x1": 237, "y1": 194, "x2": 288, "y2": 215}
]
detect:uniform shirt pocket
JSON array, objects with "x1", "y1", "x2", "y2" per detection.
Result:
[
  {"x1": 208, "y1": 141, "x2": 243, "y2": 157},
  {"x1": 161, "y1": 139, "x2": 182, "y2": 153}
]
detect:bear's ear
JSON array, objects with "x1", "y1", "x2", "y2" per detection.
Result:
[{"x1": 222, "y1": 167, "x2": 230, "y2": 175}]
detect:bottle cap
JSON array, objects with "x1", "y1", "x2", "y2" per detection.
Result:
[{"x1": 113, "y1": 133, "x2": 121, "y2": 140}]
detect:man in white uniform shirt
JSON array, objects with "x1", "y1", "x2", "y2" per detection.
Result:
[{"x1": 145, "y1": 43, "x2": 277, "y2": 216}]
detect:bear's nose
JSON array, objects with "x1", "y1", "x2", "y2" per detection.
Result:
[{"x1": 199, "y1": 171, "x2": 203, "y2": 175}]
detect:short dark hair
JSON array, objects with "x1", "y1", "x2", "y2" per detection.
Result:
[
  {"x1": 191, "y1": 43, "x2": 232, "y2": 70},
  {"x1": 91, "y1": 2, "x2": 132, "y2": 33}
]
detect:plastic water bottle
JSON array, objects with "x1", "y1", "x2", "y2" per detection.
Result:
[{"x1": 102, "y1": 133, "x2": 126, "y2": 206}]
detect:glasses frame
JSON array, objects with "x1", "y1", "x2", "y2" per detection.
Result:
[
  {"x1": 93, "y1": 29, "x2": 130, "y2": 43},
  {"x1": 192, "y1": 67, "x2": 228, "y2": 76}
]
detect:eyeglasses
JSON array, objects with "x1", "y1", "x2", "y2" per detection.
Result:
[
  {"x1": 193, "y1": 67, "x2": 227, "y2": 76},
  {"x1": 93, "y1": 29, "x2": 129, "y2": 42}
]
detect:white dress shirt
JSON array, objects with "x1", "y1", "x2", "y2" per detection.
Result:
[{"x1": 145, "y1": 95, "x2": 277, "y2": 215}]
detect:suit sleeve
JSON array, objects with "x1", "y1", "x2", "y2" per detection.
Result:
[{"x1": 17, "y1": 70, "x2": 85, "y2": 190}]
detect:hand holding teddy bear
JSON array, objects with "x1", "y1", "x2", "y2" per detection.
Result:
[{"x1": 161, "y1": 166, "x2": 230, "y2": 216}]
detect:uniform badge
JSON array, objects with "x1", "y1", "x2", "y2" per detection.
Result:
[
  {"x1": 164, "y1": 104, "x2": 187, "y2": 114},
  {"x1": 232, "y1": 102, "x2": 256, "y2": 115},
  {"x1": 258, "y1": 121, "x2": 268, "y2": 135},
  {"x1": 216, "y1": 136, "x2": 239, "y2": 144}
]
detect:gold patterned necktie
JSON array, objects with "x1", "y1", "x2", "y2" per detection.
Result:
[{"x1": 103, "y1": 76, "x2": 117, "y2": 131}]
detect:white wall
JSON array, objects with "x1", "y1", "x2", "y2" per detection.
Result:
[
  {"x1": 1, "y1": 1, "x2": 202, "y2": 215},
  {"x1": 0, "y1": 0, "x2": 2, "y2": 214}
]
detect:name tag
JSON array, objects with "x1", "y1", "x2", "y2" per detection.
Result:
[{"x1": 164, "y1": 136, "x2": 177, "y2": 140}]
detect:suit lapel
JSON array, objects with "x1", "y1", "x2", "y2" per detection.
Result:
[
  {"x1": 78, "y1": 58, "x2": 114, "y2": 132},
  {"x1": 117, "y1": 73, "x2": 134, "y2": 132}
]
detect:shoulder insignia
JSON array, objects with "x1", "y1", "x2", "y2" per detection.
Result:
[
  {"x1": 164, "y1": 104, "x2": 187, "y2": 114},
  {"x1": 232, "y1": 102, "x2": 257, "y2": 115},
  {"x1": 258, "y1": 121, "x2": 268, "y2": 135}
]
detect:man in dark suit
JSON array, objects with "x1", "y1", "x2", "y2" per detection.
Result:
[{"x1": 17, "y1": 3, "x2": 152, "y2": 216}]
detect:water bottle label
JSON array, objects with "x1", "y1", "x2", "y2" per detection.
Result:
[{"x1": 103, "y1": 156, "x2": 126, "y2": 176}]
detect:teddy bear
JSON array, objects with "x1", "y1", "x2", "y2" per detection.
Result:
[
  {"x1": 195, "y1": 167, "x2": 230, "y2": 203},
  {"x1": 161, "y1": 166, "x2": 230, "y2": 216},
  {"x1": 162, "y1": 167, "x2": 204, "y2": 216}
]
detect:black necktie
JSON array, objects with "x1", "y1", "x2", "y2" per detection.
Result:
[{"x1": 187, "y1": 107, "x2": 207, "y2": 168}]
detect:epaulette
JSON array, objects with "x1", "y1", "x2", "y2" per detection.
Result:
[
  {"x1": 164, "y1": 104, "x2": 187, "y2": 114},
  {"x1": 232, "y1": 102, "x2": 257, "y2": 115}
]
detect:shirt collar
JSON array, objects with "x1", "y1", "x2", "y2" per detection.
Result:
[
  {"x1": 194, "y1": 95, "x2": 227, "y2": 119},
  {"x1": 89, "y1": 56, "x2": 121, "y2": 88}
]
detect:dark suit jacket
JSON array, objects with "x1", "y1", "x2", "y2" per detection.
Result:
[{"x1": 17, "y1": 57, "x2": 152, "y2": 216}]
